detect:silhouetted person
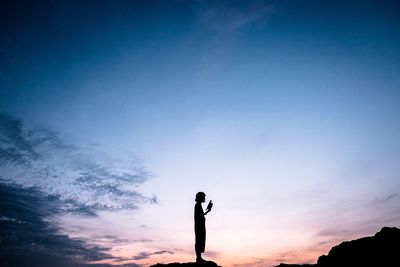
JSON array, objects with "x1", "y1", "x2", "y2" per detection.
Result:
[{"x1": 194, "y1": 192, "x2": 213, "y2": 263}]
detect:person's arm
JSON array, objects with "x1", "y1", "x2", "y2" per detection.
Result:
[{"x1": 204, "y1": 200, "x2": 213, "y2": 215}]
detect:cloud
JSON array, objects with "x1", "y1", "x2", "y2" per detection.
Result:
[
  {"x1": 131, "y1": 250, "x2": 174, "y2": 261},
  {"x1": 0, "y1": 113, "x2": 155, "y2": 213},
  {"x1": 0, "y1": 182, "x2": 119, "y2": 267},
  {"x1": 190, "y1": 0, "x2": 273, "y2": 75},
  {"x1": 316, "y1": 227, "x2": 353, "y2": 238},
  {"x1": 194, "y1": 0, "x2": 272, "y2": 35},
  {"x1": 371, "y1": 193, "x2": 398, "y2": 205},
  {"x1": 132, "y1": 238, "x2": 154, "y2": 243},
  {"x1": 0, "y1": 113, "x2": 156, "y2": 266},
  {"x1": 86, "y1": 235, "x2": 154, "y2": 248},
  {"x1": 270, "y1": 249, "x2": 318, "y2": 266},
  {"x1": 204, "y1": 250, "x2": 221, "y2": 258}
]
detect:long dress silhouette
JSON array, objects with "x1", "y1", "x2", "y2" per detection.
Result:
[{"x1": 194, "y1": 192, "x2": 213, "y2": 262}]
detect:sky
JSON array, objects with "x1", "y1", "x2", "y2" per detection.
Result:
[{"x1": 1, "y1": 0, "x2": 400, "y2": 266}]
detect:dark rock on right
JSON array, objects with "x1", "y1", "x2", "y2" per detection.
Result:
[{"x1": 317, "y1": 226, "x2": 400, "y2": 266}]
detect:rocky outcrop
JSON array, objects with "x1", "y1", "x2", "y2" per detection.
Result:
[
  {"x1": 275, "y1": 264, "x2": 315, "y2": 267},
  {"x1": 317, "y1": 226, "x2": 400, "y2": 266},
  {"x1": 276, "y1": 226, "x2": 400, "y2": 267},
  {"x1": 151, "y1": 260, "x2": 221, "y2": 267}
]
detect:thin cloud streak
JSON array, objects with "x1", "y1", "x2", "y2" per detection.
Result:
[
  {"x1": 131, "y1": 250, "x2": 174, "y2": 261},
  {"x1": 194, "y1": 0, "x2": 272, "y2": 35},
  {"x1": 0, "y1": 113, "x2": 155, "y2": 212},
  {"x1": 191, "y1": 0, "x2": 273, "y2": 75},
  {"x1": 371, "y1": 193, "x2": 398, "y2": 205}
]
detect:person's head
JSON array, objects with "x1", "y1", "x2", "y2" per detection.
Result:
[{"x1": 195, "y1": 192, "x2": 206, "y2": 203}]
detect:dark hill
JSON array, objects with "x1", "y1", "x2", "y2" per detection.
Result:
[
  {"x1": 317, "y1": 226, "x2": 400, "y2": 266},
  {"x1": 151, "y1": 261, "x2": 221, "y2": 267},
  {"x1": 276, "y1": 226, "x2": 400, "y2": 267}
]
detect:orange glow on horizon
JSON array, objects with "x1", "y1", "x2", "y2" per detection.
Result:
[{"x1": 86, "y1": 237, "x2": 338, "y2": 267}]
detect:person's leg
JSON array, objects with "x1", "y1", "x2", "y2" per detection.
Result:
[
  {"x1": 195, "y1": 242, "x2": 203, "y2": 262},
  {"x1": 195, "y1": 249, "x2": 202, "y2": 261},
  {"x1": 195, "y1": 227, "x2": 205, "y2": 262}
]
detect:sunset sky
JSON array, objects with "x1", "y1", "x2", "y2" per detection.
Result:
[{"x1": 1, "y1": 1, "x2": 400, "y2": 267}]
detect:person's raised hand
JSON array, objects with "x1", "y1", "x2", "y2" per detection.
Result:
[{"x1": 206, "y1": 200, "x2": 213, "y2": 211}]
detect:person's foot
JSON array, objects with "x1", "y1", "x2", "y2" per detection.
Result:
[{"x1": 196, "y1": 257, "x2": 205, "y2": 263}]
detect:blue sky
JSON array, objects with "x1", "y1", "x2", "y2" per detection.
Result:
[{"x1": 1, "y1": 1, "x2": 400, "y2": 266}]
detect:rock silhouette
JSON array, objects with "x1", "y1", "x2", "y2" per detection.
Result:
[
  {"x1": 276, "y1": 226, "x2": 400, "y2": 267},
  {"x1": 317, "y1": 226, "x2": 400, "y2": 266},
  {"x1": 151, "y1": 260, "x2": 221, "y2": 267},
  {"x1": 275, "y1": 265, "x2": 314, "y2": 267}
]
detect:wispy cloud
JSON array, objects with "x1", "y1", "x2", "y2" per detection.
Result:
[
  {"x1": 112, "y1": 250, "x2": 174, "y2": 263},
  {"x1": 91, "y1": 235, "x2": 131, "y2": 246},
  {"x1": 190, "y1": 0, "x2": 273, "y2": 75},
  {"x1": 0, "y1": 182, "x2": 117, "y2": 267},
  {"x1": 0, "y1": 113, "x2": 156, "y2": 266},
  {"x1": 194, "y1": 0, "x2": 272, "y2": 36},
  {"x1": 371, "y1": 193, "x2": 398, "y2": 205},
  {"x1": 131, "y1": 250, "x2": 174, "y2": 261},
  {"x1": 0, "y1": 113, "x2": 155, "y2": 213},
  {"x1": 83, "y1": 235, "x2": 153, "y2": 248}
]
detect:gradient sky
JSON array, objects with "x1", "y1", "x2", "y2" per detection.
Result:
[{"x1": 1, "y1": 1, "x2": 400, "y2": 267}]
